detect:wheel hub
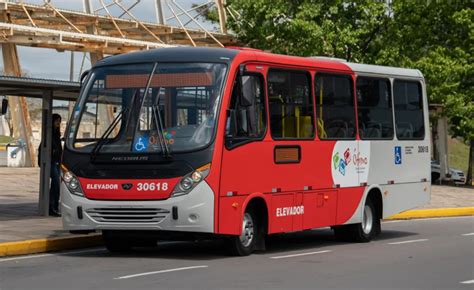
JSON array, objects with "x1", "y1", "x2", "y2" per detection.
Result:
[
  {"x1": 362, "y1": 204, "x2": 373, "y2": 235},
  {"x1": 239, "y1": 213, "x2": 254, "y2": 248}
]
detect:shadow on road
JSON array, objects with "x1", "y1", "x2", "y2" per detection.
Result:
[{"x1": 61, "y1": 227, "x2": 419, "y2": 260}]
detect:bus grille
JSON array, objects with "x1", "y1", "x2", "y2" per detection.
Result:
[{"x1": 86, "y1": 207, "x2": 170, "y2": 223}]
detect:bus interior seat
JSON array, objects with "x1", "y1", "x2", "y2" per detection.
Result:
[
  {"x1": 362, "y1": 122, "x2": 382, "y2": 138},
  {"x1": 326, "y1": 119, "x2": 348, "y2": 138},
  {"x1": 396, "y1": 122, "x2": 413, "y2": 138}
]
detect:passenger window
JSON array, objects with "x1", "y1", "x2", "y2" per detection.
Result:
[
  {"x1": 315, "y1": 74, "x2": 356, "y2": 139},
  {"x1": 357, "y1": 77, "x2": 394, "y2": 139},
  {"x1": 267, "y1": 69, "x2": 314, "y2": 139},
  {"x1": 393, "y1": 80, "x2": 424, "y2": 139},
  {"x1": 226, "y1": 73, "x2": 266, "y2": 147}
]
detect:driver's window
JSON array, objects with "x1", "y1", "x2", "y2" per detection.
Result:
[{"x1": 227, "y1": 73, "x2": 266, "y2": 142}]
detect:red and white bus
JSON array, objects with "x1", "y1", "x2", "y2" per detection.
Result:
[{"x1": 61, "y1": 47, "x2": 431, "y2": 255}]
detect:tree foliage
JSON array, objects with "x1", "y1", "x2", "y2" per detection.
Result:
[{"x1": 208, "y1": 0, "x2": 473, "y2": 144}]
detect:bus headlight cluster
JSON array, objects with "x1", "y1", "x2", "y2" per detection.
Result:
[
  {"x1": 62, "y1": 170, "x2": 84, "y2": 196},
  {"x1": 172, "y1": 163, "x2": 210, "y2": 197}
]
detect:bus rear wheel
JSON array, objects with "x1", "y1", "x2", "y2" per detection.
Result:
[
  {"x1": 334, "y1": 199, "x2": 380, "y2": 242},
  {"x1": 229, "y1": 209, "x2": 257, "y2": 256}
]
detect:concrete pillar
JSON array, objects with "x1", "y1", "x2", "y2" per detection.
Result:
[
  {"x1": 436, "y1": 116, "x2": 450, "y2": 181},
  {"x1": 39, "y1": 90, "x2": 53, "y2": 216}
]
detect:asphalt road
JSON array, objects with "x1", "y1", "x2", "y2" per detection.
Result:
[{"x1": 1, "y1": 216, "x2": 473, "y2": 289}]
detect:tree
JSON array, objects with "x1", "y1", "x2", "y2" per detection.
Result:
[
  {"x1": 217, "y1": 0, "x2": 391, "y2": 62},
  {"x1": 377, "y1": 1, "x2": 473, "y2": 185},
  {"x1": 202, "y1": 0, "x2": 473, "y2": 184}
]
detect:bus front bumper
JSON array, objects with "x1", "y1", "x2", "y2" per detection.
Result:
[{"x1": 60, "y1": 181, "x2": 215, "y2": 233}]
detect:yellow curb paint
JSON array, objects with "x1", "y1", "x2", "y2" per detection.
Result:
[
  {"x1": 0, "y1": 234, "x2": 103, "y2": 257},
  {"x1": 387, "y1": 207, "x2": 474, "y2": 220}
]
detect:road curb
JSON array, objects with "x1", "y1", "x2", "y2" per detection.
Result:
[
  {"x1": 1, "y1": 207, "x2": 473, "y2": 258},
  {"x1": 0, "y1": 234, "x2": 103, "y2": 257},
  {"x1": 386, "y1": 207, "x2": 474, "y2": 220}
]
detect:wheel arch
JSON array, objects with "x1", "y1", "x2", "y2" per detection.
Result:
[
  {"x1": 242, "y1": 193, "x2": 269, "y2": 236},
  {"x1": 344, "y1": 185, "x2": 384, "y2": 225}
]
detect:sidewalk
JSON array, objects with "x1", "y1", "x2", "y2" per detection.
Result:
[{"x1": 1, "y1": 168, "x2": 473, "y2": 244}]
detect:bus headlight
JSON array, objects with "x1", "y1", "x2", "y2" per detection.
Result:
[
  {"x1": 172, "y1": 163, "x2": 210, "y2": 197},
  {"x1": 62, "y1": 170, "x2": 84, "y2": 197}
]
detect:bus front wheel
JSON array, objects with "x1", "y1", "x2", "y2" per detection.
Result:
[
  {"x1": 334, "y1": 199, "x2": 380, "y2": 242},
  {"x1": 229, "y1": 209, "x2": 258, "y2": 256}
]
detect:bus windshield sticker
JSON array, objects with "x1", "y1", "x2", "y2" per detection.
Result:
[{"x1": 133, "y1": 133, "x2": 149, "y2": 152}]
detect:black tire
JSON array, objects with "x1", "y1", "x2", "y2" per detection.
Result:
[
  {"x1": 431, "y1": 172, "x2": 440, "y2": 184},
  {"x1": 334, "y1": 199, "x2": 380, "y2": 243},
  {"x1": 102, "y1": 231, "x2": 132, "y2": 253},
  {"x1": 229, "y1": 209, "x2": 258, "y2": 256}
]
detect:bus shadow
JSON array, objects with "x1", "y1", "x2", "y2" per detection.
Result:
[
  {"x1": 62, "y1": 229, "x2": 419, "y2": 260},
  {"x1": 65, "y1": 240, "x2": 231, "y2": 261},
  {"x1": 262, "y1": 228, "x2": 419, "y2": 254}
]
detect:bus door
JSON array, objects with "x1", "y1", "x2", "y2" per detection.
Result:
[
  {"x1": 218, "y1": 69, "x2": 271, "y2": 235},
  {"x1": 266, "y1": 69, "x2": 316, "y2": 233}
]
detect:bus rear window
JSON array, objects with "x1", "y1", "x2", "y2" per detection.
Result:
[{"x1": 393, "y1": 80, "x2": 424, "y2": 140}]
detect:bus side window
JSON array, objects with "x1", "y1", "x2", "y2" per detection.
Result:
[
  {"x1": 357, "y1": 77, "x2": 394, "y2": 139},
  {"x1": 315, "y1": 74, "x2": 356, "y2": 140},
  {"x1": 393, "y1": 80, "x2": 424, "y2": 140},
  {"x1": 267, "y1": 69, "x2": 314, "y2": 139},
  {"x1": 226, "y1": 73, "x2": 266, "y2": 147}
]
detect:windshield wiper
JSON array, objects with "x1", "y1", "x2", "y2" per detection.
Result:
[
  {"x1": 152, "y1": 102, "x2": 171, "y2": 157},
  {"x1": 90, "y1": 107, "x2": 128, "y2": 160},
  {"x1": 137, "y1": 63, "x2": 170, "y2": 157}
]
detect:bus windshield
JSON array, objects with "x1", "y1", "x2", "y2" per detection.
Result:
[{"x1": 67, "y1": 62, "x2": 227, "y2": 154}]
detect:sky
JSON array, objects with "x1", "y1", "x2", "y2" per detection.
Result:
[{"x1": 0, "y1": 0, "x2": 218, "y2": 81}]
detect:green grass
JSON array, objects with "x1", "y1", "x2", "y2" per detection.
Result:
[
  {"x1": 448, "y1": 138, "x2": 470, "y2": 173},
  {"x1": 0, "y1": 135, "x2": 13, "y2": 144}
]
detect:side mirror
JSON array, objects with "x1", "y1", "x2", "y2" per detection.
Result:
[
  {"x1": 240, "y1": 75, "x2": 256, "y2": 107},
  {"x1": 225, "y1": 109, "x2": 238, "y2": 138},
  {"x1": 1, "y1": 99, "x2": 8, "y2": 115}
]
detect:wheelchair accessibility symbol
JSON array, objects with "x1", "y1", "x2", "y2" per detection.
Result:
[
  {"x1": 134, "y1": 136, "x2": 149, "y2": 152},
  {"x1": 394, "y1": 146, "x2": 402, "y2": 165}
]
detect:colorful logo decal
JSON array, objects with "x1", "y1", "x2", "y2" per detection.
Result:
[
  {"x1": 394, "y1": 146, "x2": 402, "y2": 165},
  {"x1": 331, "y1": 141, "x2": 371, "y2": 187},
  {"x1": 163, "y1": 130, "x2": 176, "y2": 145},
  {"x1": 333, "y1": 148, "x2": 351, "y2": 176},
  {"x1": 333, "y1": 152, "x2": 340, "y2": 170},
  {"x1": 344, "y1": 148, "x2": 351, "y2": 165},
  {"x1": 338, "y1": 159, "x2": 346, "y2": 175},
  {"x1": 332, "y1": 146, "x2": 369, "y2": 177}
]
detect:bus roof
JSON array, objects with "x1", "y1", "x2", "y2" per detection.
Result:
[
  {"x1": 95, "y1": 47, "x2": 239, "y2": 67},
  {"x1": 94, "y1": 47, "x2": 423, "y2": 79},
  {"x1": 345, "y1": 62, "x2": 423, "y2": 79}
]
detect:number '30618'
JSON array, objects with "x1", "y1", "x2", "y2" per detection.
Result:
[{"x1": 136, "y1": 182, "x2": 168, "y2": 191}]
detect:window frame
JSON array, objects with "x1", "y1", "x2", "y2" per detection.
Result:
[
  {"x1": 267, "y1": 68, "x2": 315, "y2": 141},
  {"x1": 356, "y1": 76, "x2": 394, "y2": 141},
  {"x1": 393, "y1": 79, "x2": 425, "y2": 141},
  {"x1": 225, "y1": 71, "x2": 268, "y2": 150},
  {"x1": 314, "y1": 72, "x2": 357, "y2": 141}
]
